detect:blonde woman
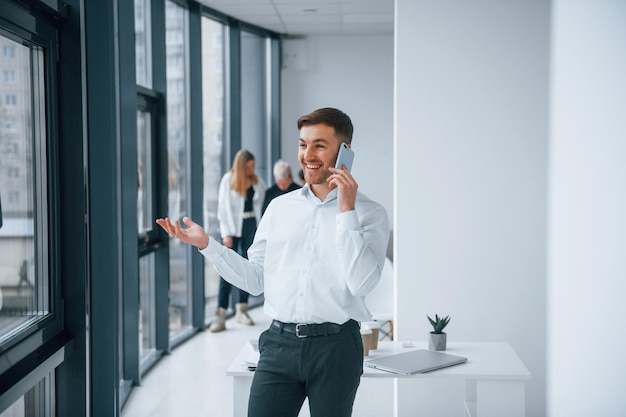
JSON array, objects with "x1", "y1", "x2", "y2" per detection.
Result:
[{"x1": 212, "y1": 150, "x2": 266, "y2": 332}]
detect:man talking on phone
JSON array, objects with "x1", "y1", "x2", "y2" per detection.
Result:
[{"x1": 157, "y1": 107, "x2": 389, "y2": 417}]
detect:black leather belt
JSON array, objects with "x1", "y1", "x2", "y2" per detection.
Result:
[{"x1": 271, "y1": 320, "x2": 346, "y2": 338}]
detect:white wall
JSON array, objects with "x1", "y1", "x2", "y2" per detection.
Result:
[
  {"x1": 395, "y1": 1, "x2": 549, "y2": 416},
  {"x1": 549, "y1": 1, "x2": 626, "y2": 416},
  {"x1": 280, "y1": 2, "x2": 626, "y2": 416},
  {"x1": 280, "y1": 35, "x2": 394, "y2": 226}
]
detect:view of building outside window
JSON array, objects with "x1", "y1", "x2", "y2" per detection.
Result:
[
  {"x1": 136, "y1": 108, "x2": 157, "y2": 361},
  {"x1": 136, "y1": 109, "x2": 153, "y2": 233},
  {"x1": 165, "y1": 0, "x2": 192, "y2": 336},
  {"x1": 134, "y1": 0, "x2": 152, "y2": 89},
  {"x1": 138, "y1": 252, "x2": 156, "y2": 360},
  {"x1": 0, "y1": 35, "x2": 49, "y2": 341},
  {"x1": 134, "y1": 0, "x2": 158, "y2": 364},
  {"x1": 201, "y1": 16, "x2": 226, "y2": 322}
]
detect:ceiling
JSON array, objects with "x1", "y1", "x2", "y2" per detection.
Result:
[{"x1": 197, "y1": 0, "x2": 395, "y2": 37}]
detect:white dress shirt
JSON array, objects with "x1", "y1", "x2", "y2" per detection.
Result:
[
  {"x1": 216, "y1": 171, "x2": 266, "y2": 238},
  {"x1": 200, "y1": 184, "x2": 389, "y2": 324}
]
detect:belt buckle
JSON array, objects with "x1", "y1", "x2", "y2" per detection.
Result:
[{"x1": 295, "y1": 324, "x2": 307, "y2": 338}]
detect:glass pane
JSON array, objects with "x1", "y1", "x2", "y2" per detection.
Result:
[
  {"x1": 0, "y1": 35, "x2": 49, "y2": 341},
  {"x1": 139, "y1": 252, "x2": 156, "y2": 360},
  {"x1": 201, "y1": 16, "x2": 225, "y2": 324},
  {"x1": 165, "y1": 0, "x2": 191, "y2": 336},
  {"x1": 137, "y1": 109, "x2": 152, "y2": 233},
  {"x1": 134, "y1": 0, "x2": 152, "y2": 88},
  {"x1": 240, "y1": 31, "x2": 269, "y2": 181},
  {"x1": 0, "y1": 373, "x2": 54, "y2": 417}
]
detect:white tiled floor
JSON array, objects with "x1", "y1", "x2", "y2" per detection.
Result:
[
  {"x1": 121, "y1": 307, "x2": 270, "y2": 417},
  {"x1": 121, "y1": 307, "x2": 392, "y2": 417}
]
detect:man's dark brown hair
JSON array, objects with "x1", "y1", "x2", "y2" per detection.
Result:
[{"x1": 297, "y1": 107, "x2": 354, "y2": 144}]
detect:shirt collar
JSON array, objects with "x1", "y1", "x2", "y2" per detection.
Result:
[{"x1": 301, "y1": 183, "x2": 338, "y2": 204}]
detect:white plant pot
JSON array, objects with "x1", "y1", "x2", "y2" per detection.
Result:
[{"x1": 428, "y1": 332, "x2": 447, "y2": 351}]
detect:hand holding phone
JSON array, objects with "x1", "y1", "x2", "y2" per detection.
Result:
[
  {"x1": 335, "y1": 142, "x2": 355, "y2": 172},
  {"x1": 332, "y1": 142, "x2": 357, "y2": 212}
]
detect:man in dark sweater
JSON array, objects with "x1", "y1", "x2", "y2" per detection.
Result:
[{"x1": 261, "y1": 159, "x2": 301, "y2": 215}]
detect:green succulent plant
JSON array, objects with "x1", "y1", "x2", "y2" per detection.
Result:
[{"x1": 427, "y1": 314, "x2": 451, "y2": 334}]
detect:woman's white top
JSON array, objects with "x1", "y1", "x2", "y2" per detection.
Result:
[{"x1": 217, "y1": 171, "x2": 266, "y2": 238}]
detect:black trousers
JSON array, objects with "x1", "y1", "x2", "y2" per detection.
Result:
[{"x1": 248, "y1": 320, "x2": 363, "y2": 417}]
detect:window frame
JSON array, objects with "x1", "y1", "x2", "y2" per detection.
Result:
[
  {"x1": 0, "y1": 1, "x2": 64, "y2": 355},
  {"x1": 0, "y1": 0, "x2": 72, "y2": 413}
]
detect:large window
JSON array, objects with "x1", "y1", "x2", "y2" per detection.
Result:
[
  {"x1": 165, "y1": 0, "x2": 192, "y2": 338},
  {"x1": 3, "y1": 0, "x2": 283, "y2": 415},
  {"x1": 0, "y1": 4, "x2": 64, "y2": 413},
  {"x1": 201, "y1": 15, "x2": 226, "y2": 323},
  {"x1": 133, "y1": 0, "x2": 162, "y2": 376},
  {"x1": 137, "y1": 106, "x2": 158, "y2": 364},
  {"x1": 0, "y1": 33, "x2": 50, "y2": 342}
]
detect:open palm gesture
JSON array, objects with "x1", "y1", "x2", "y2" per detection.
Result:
[{"x1": 155, "y1": 216, "x2": 209, "y2": 250}]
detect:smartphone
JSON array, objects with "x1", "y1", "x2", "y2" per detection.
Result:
[{"x1": 335, "y1": 142, "x2": 355, "y2": 172}]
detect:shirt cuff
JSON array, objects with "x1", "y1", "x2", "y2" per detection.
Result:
[
  {"x1": 336, "y1": 210, "x2": 360, "y2": 231},
  {"x1": 198, "y1": 238, "x2": 226, "y2": 262}
]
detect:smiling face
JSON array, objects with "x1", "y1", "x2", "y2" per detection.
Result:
[{"x1": 298, "y1": 123, "x2": 342, "y2": 197}]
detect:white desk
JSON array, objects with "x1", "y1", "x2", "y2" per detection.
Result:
[{"x1": 226, "y1": 341, "x2": 531, "y2": 417}]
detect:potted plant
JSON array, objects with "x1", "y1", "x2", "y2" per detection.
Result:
[{"x1": 427, "y1": 314, "x2": 450, "y2": 351}]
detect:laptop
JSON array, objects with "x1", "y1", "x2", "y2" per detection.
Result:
[{"x1": 365, "y1": 349, "x2": 467, "y2": 375}]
